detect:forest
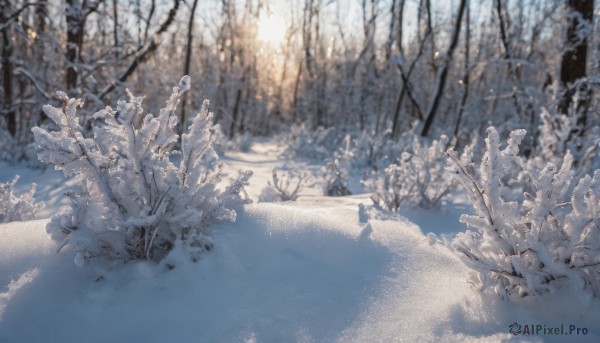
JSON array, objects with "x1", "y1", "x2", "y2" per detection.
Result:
[{"x1": 0, "y1": 0, "x2": 596, "y2": 150}]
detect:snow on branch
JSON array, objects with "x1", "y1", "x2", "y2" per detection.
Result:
[
  {"x1": 32, "y1": 76, "x2": 252, "y2": 266},
  {"x1": 0, "y1": 176, "x2": 44, "y2": 223},
  {"x1": 259, "y1": 168, "x2": 312, "y2": 202},
  {"x1": 448, "y1": 126, "x2": 600, "y2": 299},
  {"x1": 366, "y1": 135, "x2": 471, "y2": 210}
]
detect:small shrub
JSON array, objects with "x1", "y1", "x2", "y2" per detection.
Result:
[
  {"x1": 259, "y1": 168, "x2": 311, "y2": 202},
  {"x1": 352, "y1": 127, "x2": 411, "y2": 170},
  {"x1": 365, "y1": 153, "x2": 413, "y2": 211},
  {"x1": 365, "y1": 135, "x2": 471, "y2": 210},
  {"x1": 32, "y1": 76, "x2": 252, "y2": 266},
  {"x1": 324, "y1": 135, "x2": 353, "y2": 196},
  {"x1": 285, "y1": 124, "x2": 340, "y2": 160},
  {"x1": 0, "y1": 176, "x2": 44, "y2": 223},
  {"x1": 448, "y1": 127, "x2": 600, "y2": 299},
  {"x1": 522, "y1": 108, "x2": 600, "y2": 184}
]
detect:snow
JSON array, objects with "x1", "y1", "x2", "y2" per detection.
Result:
[
  {"x1": 1, "y1": 142, "x2": 599, "y2": 342},
  {"x1": 0, "y1": 162, "x2": 79, "y2": 218}
]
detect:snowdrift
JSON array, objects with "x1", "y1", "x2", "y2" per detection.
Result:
[{"x1": 1, "y1": 198, "x2": 597, "y2": 342}]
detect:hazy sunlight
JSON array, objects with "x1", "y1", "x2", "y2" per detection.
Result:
[{"x1": 257, "y1": 15, "x2": 286, "y2": 45}]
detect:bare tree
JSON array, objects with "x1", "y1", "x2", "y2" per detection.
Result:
[
  {"x1": 112, "y1": 0, "x2": 119, "y2": 60},
  {"x1": 391, "y1": 30, "x2": 428, "y2": 139},
  {"x1": 495, "y1": 0, "x2": 512, "y2": 62},
  {"x1": 385, "y1": 0, "x2": 398, "y2": 62},
  {"x1": 65, "y1": 0, "x2": 104, "y2": 92},
  {"x1": 97, "y1": 0, "x2": 180, "y2": 99},
  {"x1": 1, "y1": 0, "x2": 46, "y2": 137},
  {"x1": 453, "y1": 0, "x2": 470, "y2": 140},
  {"x1": 421, "y1": 0, "x2": 468, "y2": 137},
  {"x1": 558, "y1": 0, "x2": 594, "y2": 132},
  {"x1": 1, "y1": 0, "x2": 16, "y2": 136},
  {"x1": 180, "y1": 0, "x2": 200, "y2": 135}
]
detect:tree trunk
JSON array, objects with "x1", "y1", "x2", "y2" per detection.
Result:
[
  {"x1": 391, "y1": 31, "x2": 428, "y2": 139},
  {"x1": 385, "y1": 0, "x2": 397, "y2": 62},
  {"x1": 1, "y1": 0, "x2": 15, "y2": 136},
  {"x1": 180, "y1": 0, "x2": 199, "y2": 135},
  {"x1": 396, "y1": 0, "x2": 405, "y2": 55},
  {"x1": 36, "y1": 0, "x2": 48, "y2": 34},
  {"x1": 421, "y1": 0, "x2": 468, "y2": 137},
  {"x1": 453, "y1": 0, "x2": 470, "y2": 140},
  {"x1": 1, "y1": 24, "x2": 15, "y2": 136},
  {"x1": 97, "y1": 0, "x2": 180, "y2": 99},
  {"x1": 229, "y1": 71, "x2": 246, "y2": 139},
  {"x1": 292, "y1": 57, "x2": 303, "y2": 124},
  {"x1": 112, "y1": 0, "x2": 119, "y2": 59},
  {"x1": 558, "y1": 0, "x2": 594, "y2": 129},
  {"x1": 66, "y1": 0, "x2": 86, "y2": 91},
  {"x1": 495, "y1": 0, "x2": 511, "y2": 61}
]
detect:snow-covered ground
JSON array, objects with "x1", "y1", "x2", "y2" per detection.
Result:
[{"x1": 1, "y1": 142, "x2": 599, "y2": 342}]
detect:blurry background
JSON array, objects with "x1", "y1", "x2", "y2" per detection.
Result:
[{"x1": 1, "y1": 0, "x2": 599, "y2": 160}]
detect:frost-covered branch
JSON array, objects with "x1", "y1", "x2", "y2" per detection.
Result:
[
  {"x1": 366, "y1": 135, "x2": 471, "y2": 210},
  {"x1": 32, "y1": 76, "x2": 252, "y2": 266},
  {"x1": 0, "y1": 175, "x2": 44, "y2": 223},
  {"x1": 448, "y1": 126, "x2": 600, "y2": 299},
  {"x1": 259, "y1": 168, "x2": 312, "y2": 202}
]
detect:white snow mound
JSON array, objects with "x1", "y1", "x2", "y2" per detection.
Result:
[{"x1": 0, "y1": 201, "x2": 598, "y2": 342}]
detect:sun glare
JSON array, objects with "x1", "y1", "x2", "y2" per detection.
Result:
[{"x1": 257, "y1": 15, "x2": 286, "y2": 45}]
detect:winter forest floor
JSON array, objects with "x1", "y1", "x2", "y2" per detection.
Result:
[{"x1": 1, "y1": 141, "x2": 599, "y2": 342}]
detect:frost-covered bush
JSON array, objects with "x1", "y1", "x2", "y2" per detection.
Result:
[
  {"x1": 526, "y1": 108, "x2": 600, "y2": 178},
  {"x1": 259, "y1": 168, "x2": 311, "y2": 202},
  {"x1": 352, "y1": 127, "x2": 413, "y2": 171},
  {"x1": 207, "y1": 123, "x2": 228, "y2": 156},
  {"x1": 324, "y1": 135, "x2": 353, "y2": 196},
  {"x1": 0, "y1": 176, "x2": 44, "y2": 223},
  {"x1": 212, "y1": 130, "x2": 256, "y2": 155},
  {"x1": 366, "y1": 135, "x2": 470, "y2": 210},
  {"x1": 232, "y1": 132, "x2": 255, "y2": 153},
  {"x1": 285, "y1": 124, "x2": 412, "y2": 171},
  {"x1": 448, "y1": 127, "x2": 600, "y2": 299},
  {"x1": 285, "y1": 124, "x2": 341, "y2": 160},
  {"x1": 32, "y1": 76, "x2": 252, "y2": 266},
  {"x1": 0, "y1": 120, "x2": 48, "y2": 167},
  {"x1": 364, "y1": 154, "x2": 412, "y2": 211},
  {"x1": 537, "y1": 108, "x2": 575, "y2": 162},
  {"x1": 514, "y1": 109, "x2": 600, "y2": 202}
]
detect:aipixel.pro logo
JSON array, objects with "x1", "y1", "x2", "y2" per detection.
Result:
[{"x1": 509, "y1": 322, "x2": 588, "y2": 336}]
